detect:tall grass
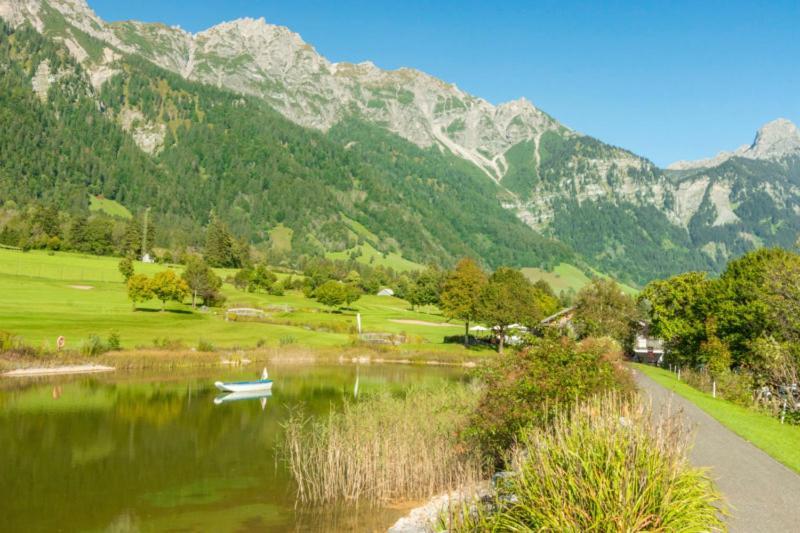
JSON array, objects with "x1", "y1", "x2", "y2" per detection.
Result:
[
  {"x1": 447, "y1": 393, "x2": 725, "y2": 532},
  {"x1": 282, "y1": 385, "x2": 486, "y2": 505}
]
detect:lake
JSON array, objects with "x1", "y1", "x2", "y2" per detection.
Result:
[{"x1": 0, "y1": 363, "x2": 467, "y2": 532}]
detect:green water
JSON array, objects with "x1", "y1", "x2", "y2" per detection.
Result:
[{"x1": 0, "y1": 364, "x2": 466, "y2": 532}]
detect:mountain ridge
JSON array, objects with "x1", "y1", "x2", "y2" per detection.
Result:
[{"x1": 3, "y1": 0, "x2": 800, "y2": 286}]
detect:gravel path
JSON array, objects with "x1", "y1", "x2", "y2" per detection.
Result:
[{"x1": 635, "y1": 370, "x2": 800, "y2": 532}]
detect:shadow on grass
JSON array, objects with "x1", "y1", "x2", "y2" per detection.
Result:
[{"x1": 134, "y1": 308, "x2": 195, "y2": 315}]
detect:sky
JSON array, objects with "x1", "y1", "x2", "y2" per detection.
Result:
[{"x1": 89, "y1": 0, "x2": 799, "y2": 167}]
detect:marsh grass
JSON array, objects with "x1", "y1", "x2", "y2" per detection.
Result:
[
  {"x1": 446, "y1": 393, "x2": 725, "y2": 532},
  {"x1": 282, "y1": 385, "x2": 486, "y2": 505}
]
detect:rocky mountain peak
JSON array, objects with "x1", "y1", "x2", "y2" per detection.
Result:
[
  {"x1": 749, "y1": 118, "x2": 800, "y2": 159},
  {"x1": 668, "y1": 118, "x2": 800, "y2": 171}
]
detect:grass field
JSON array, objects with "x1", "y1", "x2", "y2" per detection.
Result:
[
  {"x1": 89, "y1": 196, "x2": 132, "y2": 219},
  {"x1": 634, "y1": 363, "x2": 800, "y2": 474},
  {"x1": 0, "y1": 249, "x2": 487, "y2": 357},
  {"x1": 327, "y1": 242, "x2": 424, "y2": 272},
  {"x1": 523, "y1": 262, "x2": 638, "y2": 295}
]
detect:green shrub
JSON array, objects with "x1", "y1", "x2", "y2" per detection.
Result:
[
  {"x1": 79, "y1": 335, "x2": 109, "y2": 357},
  {"x1": 279, "y1": 335, "x2": 297, "y2": 346},
  {"x1": 196, "y1": 339, "x2": 215, "y2": 352},
  {"x1": 151, "y1": 337, "x2": 186, "y2": 351},
  {"x1": 0, "y1": 330, "x2": 39, "y2": 356},
  {"x1": 447, "y1": 394, "x2": 724, "y2": 532},
  {"x1": 107, "y1": 332, "x2": 122, "y2": 351},
  {"x1": 464, "y1": 336, "x2": 631, "y2": 464}
]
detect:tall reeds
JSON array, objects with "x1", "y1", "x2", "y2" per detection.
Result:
[
  {"x1": 447, "y1": 393, "x2": 725, "y2": 532},
  {"x1": 282, "y1": 385, "x2": 486, "y2": 505}
]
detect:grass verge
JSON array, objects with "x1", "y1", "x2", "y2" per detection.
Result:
[{"x1": 634, "y1": 363, "x2": 800, "y2": 474}]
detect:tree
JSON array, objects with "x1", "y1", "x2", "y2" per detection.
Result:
[
  {"x1": 118, "y1": 257, "x2": 134, "y2": 282},
  {"x1": 477, "y1": 267, "x2": 539, "y2": 353},
  {"x1": 181, "y1": 256, "x2": 223, "y2": 308},
  {"x1": 407, "y1": 267, "x2": 443, "y2": 310},
  {"x1": 150, "y1": 270, "x2": 190, "y2": 311},
  {"x1": 204, "y1": 213, "x2": 238, "y2": 268},
  {"x1": 233, "y1": 268, "x2": 251, "y2": 291},
  {"x1": 573, "y1": 279, "x2": 639, "y2": 344},
  {"x1": 126, "y1": 274, "x2": 152, "y2": 310},
  {"x1": 248, "y1": 264, "x2": 277, "y2": 293},
  {"x1": 343, "y1": 283, "x2": 363, "y2": 307},
  {"x1": 639, "y1": 271, "x2": 713, "y2": 366},
  {"x1": 440, "y1": 258, "x2": 488, "y2": 346},
  {"x1": 713, "y1": 247, "x2": 800, "y2": 365},
  {"x1": 315, "y1": 280, "x2": 346, "y2": 310}
]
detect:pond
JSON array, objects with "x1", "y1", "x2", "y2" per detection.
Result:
[{"x1": 0, "y1": 363, "x2": 468, "y2": 532}]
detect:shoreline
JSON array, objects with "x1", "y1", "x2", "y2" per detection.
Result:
[
  {"x1": 0, "y1": 345, "x2": 488, "y2": 373},
  {"x1": 2, "y1": 364, "x2": 115, "y2": 377}
]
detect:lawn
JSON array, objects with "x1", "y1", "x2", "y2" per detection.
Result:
[
  {"x1": 0, "y1": 249, "x2": 489, "y2": 357},
  {"x1": 634, "y1": 363, "x2": 800, "y2": 474},
  {"x1": 522, "y1": 262, "x2": 638, "y2": 295}
]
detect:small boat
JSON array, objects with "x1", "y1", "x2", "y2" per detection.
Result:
[{"x1": 215, "y1": 368, "x2": 273, "y2": 393}]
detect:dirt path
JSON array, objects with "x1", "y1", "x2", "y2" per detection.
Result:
[{"x1": 634, "y1": 370, "x2": 800, "y2": 532}]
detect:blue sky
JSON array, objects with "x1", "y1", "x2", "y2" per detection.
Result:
[{"x1": 89, "y1": 0, "x2": 799, "y2": 167}]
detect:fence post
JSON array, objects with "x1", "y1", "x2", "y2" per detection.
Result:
[
  {"x1": 712, "y1": 381, "x2": 716, "y2": 398},
  {"x1": 677, "y1": 368, "x2": 681, "y2": 381},
  {"x1": 782, "y1": 398, "x2": 787, "y2": 425}
]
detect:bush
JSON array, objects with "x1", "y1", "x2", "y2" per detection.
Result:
[
  {"x1": 80, "y1": 335, "x2": 109, "y2": 357},
  {"x1": 152, "y1": 337, "x2": 186, "y2": 351},
  {"x1": 196, "y1": 339, "x2": 215, "y2": 352},
  {"x1": 447, "y1": 394, "x2": 724, "y2": 531},
  {"x1": 279, "y1": 335, "x2": 297, "y2": 346},
  {"x1": 465, "y1": 336, "x2": 631, "y2": 464},
  {"x1": 106, "y1": 332, "x2": 122, "y2": 351},
  {"x1": 0, "y1": 330, "x2": 39, "y2": 356}
]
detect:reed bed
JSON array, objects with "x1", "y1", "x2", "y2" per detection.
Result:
[
  {"x1": 447, "y1": 393, "x2": 725, "y2": 532},
  {"x1": 282, "y1": 385, "x2": 486, "y2": 505}
]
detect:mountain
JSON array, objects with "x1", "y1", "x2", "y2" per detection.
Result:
[
  {"x1": 0, "y1": 16, "x2": 572, "y2": 272},
  {"x1": 669, "y1": 119, "x2": 800, "y2": 171},
  {"x1": 2, "y1": 0, "x2": 800, "y2": 285}
]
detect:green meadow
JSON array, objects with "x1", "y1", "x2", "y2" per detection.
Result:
[
  {"x1": 0, "y1": 249, "x2": 479, "y2": 355},
  {"x1": 523, "y1": 262, "x2": 638, "y2": 295}
]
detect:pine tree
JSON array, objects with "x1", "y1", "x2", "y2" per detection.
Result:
[{"x1": 204, "y1": 213, "x2": 236, "y2": 268}]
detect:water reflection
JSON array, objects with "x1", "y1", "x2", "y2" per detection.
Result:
[
  {"x1": 0, "y1": 363, "x2": 466, "y2": 532},
  {"x1": 214, "y1": 390, "x2": 272, "y2": 409}
]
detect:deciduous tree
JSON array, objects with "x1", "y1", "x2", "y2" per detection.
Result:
[
  {"x1": 573, "y1": 279, "x2": 639, "y2": 344},
  {"x1": 315, "y1": 280, "x2": 346, "y2": 310},
  {"x1": 181, "y1": 256, "x2": 223, "y2": 308},
  {"x1": 478, "y1": 267, "x2": 538, "y2": 353},
  {"x1": 126, "y1": 273, "x2": 152, "y2": 311},
  {"x1": 440, "y1": 258, "x2": 488, "y2": 346},
  {"x1": 150, "y1": 270, "x2": 190, "y2": 311}
]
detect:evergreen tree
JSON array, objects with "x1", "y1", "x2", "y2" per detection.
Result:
[{"x1": 204, "y1": 214, "x2": 237, "y2": 268}]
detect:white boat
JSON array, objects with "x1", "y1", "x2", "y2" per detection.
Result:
[{"x1": 214, "y1": 368, "x2": 273, "y2": 393}]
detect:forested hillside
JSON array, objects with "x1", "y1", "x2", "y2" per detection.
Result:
[{"x1": 0, "y1": 20, "x2": 572, "y2": 270}]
